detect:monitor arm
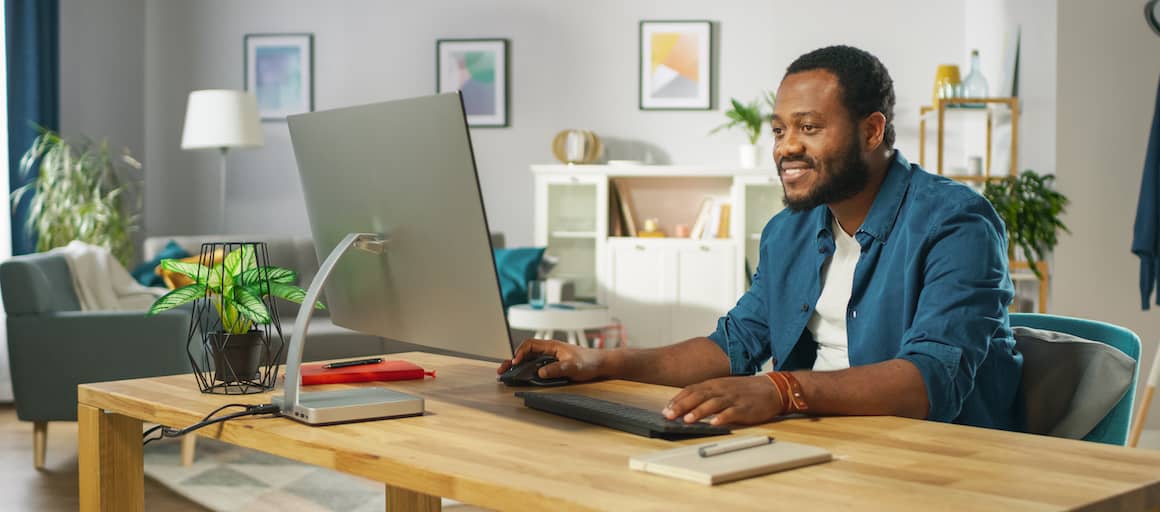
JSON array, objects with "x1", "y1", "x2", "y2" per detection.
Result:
[{"x1": 280, "y1": 232, "x2": 388, "y2": 414}]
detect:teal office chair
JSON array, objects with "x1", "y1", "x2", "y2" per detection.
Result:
[{"x1": 1010, "y1": 313, "x2": 1141, "y2": 445}]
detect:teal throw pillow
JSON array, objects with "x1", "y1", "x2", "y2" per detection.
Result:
[
  {"x1": 131, "y1": 240, "x2": 190, "y2": 287},
  {"x1": 493, "y1": 247, "x2": 546, "y2": 309}
]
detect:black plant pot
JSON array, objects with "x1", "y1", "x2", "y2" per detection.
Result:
[{"x1": 210, "y1": 331, "x2": 264, "y2": 383}]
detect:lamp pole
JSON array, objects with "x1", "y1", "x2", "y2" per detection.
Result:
[{"x1": 219, "y1": 147, "x2": 228, "y2": 233}]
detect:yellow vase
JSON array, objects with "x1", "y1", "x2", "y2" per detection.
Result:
[{"x1": 932, "y1": 64, "x2": 962, "y2": 105}]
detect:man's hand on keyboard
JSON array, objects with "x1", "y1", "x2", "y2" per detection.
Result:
[
  {"x1": 662, "y1": 375, "x2": 785, "y2": 426},
  {"x1": 498, "y1": 339, "x2": 608, "y2": 382}
]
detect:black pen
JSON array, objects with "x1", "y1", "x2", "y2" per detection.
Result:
[{"x1": 322, "y1": 357, "x2": 383, "y2": 369}]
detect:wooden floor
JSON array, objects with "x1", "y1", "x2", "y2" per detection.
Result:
[{"x1": 0, "y1": 403, "x2": 207, "y2": 512}]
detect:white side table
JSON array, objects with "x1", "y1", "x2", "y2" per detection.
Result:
[{"x1": 507, "y1": 303, "x2": 613, "y2": 348}]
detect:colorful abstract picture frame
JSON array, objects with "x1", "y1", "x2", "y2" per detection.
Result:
[
  {"x1": 244, "y1": 33, "x2": 314, "y2": 121},
  {"x1": 436, "y1": 38, "x2": 509, "y2": 127},
  {"x1": 639, "y1": 21, "x2": 713, "y2": 110}
]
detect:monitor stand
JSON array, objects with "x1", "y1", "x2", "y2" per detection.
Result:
[{"x1": 276, "y1": 232, "x2": 424, "y2": 425}]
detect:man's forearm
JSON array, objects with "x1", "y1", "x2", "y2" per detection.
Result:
[
  {"x1": 604, "y1": 337, "x2": 731, "y2": 387},
  {"x1": 790, "y1": 359, "x2": 930, "y2": 419}
]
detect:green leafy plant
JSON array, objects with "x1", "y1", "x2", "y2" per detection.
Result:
[
  {"x1": 982, "y1": 170, "x2": 1070, "y2": 279},
  {"x1": 13, "y1": 128, "x2": 142, "y2": 267},
  {"x1": 146, "y1": 246, "x2": 324, "y2": 334},
  {"x1": 710, "y1": 92, "x2": 777, "y2": 145}
]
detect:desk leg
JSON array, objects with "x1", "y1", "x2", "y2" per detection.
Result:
[
  {"x1": 385, "y1": 484, "x2": 441, "y2": 511},
  {"x1": 78, "y1": 404, "x2": 144, "y2": 512}
]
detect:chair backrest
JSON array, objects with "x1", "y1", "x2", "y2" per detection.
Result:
[
  {"x1": 0, "y1": 252, "x2": 82, "y2": 315},
  {"x1": 1010, "y1": 313, "x2": 1141, "y2": 445}
]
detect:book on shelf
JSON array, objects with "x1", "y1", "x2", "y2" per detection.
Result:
[
  {"x1": 716, "y1": 203, "x2": 732, "y2": 239},
  {"x1": 689, "y1": 197, "x2": 715, "y2": 239},
  {"x1": 612, "y1": 178, "x2": 638, "y2": 237},
  {"x1": 609, "y1": 180, "x2": 624, "y2": 237},
  {"x1": 703, "y1": 202, "x2": 721, "y2": 239}
]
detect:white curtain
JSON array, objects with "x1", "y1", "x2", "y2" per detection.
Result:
[{"x1": 0, "y1": 4, "x2": 13, "y2": 403}]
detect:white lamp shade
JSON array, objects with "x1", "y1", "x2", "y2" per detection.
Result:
[{"x1": 181, "y1": 89, "x2": 264, "y2": 150}]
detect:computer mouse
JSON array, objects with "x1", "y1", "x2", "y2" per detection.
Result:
[{"x1": 499, "y1": 354, "x2": 571, "y2": 387}]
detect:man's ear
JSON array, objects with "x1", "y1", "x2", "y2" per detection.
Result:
[{"x1": 862, "y1": 112, "x2": 887, "y2": 150}]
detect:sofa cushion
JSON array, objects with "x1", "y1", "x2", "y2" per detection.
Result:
[
  {"x1": 493, "y1": 247, "x2": 546, "y2": 308},
  {"x1": 1013, "y1": 326, "x2": 1135, "y2": 440},
  {"x1": 131, "y1": 240, "x2": 190, "y2": 287}
]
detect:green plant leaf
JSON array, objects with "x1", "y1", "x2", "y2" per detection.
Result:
[
  {"x1": 232, "y1": 286, "x2": 271, "y2": 325},
  {"x1": 267, "y1": 282, "x2": 326, "y2": 310},
  {"x1": 160, "y1": 259, "x2": 209, "y2": 283},
  {"x1": 146, "y1": 284, "x2": 206, "y2": 316},
  {"x1": 207, "y1": 263, "x2": 228, "y2": 292},
  {"x1": 239, "y1": 266, "x2": 297, "y2": 287},
  {"x1": 223, "y1": 245, "x2": 257, "y2": 283}
]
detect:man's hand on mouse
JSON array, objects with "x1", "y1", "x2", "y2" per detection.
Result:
[
  {"x1": 662, "y1": 375, "x2": 784, "y2": 426},
  {"x1": 497, "y1": 339, "x2": 608, "y2": 382}
]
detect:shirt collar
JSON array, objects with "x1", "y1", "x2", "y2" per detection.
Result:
[{"x1": 813, "y1": 150, "x2": 914, "y2": 245}]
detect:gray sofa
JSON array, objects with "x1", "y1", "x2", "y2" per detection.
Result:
[{"x1": 0, "y1": 251, "x2": 193, "y2": 468}]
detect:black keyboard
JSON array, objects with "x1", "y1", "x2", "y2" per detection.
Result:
[{"x1": 515, "y1": 392, "x2": 731, "y2": 439}]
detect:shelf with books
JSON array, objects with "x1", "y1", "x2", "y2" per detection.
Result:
[{"x1": 532, "y1": 164, "x2": 783, "y2": 343}]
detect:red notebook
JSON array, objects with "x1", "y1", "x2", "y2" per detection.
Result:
[{"x1": 300, "y1": 359, "x2": 435, "y2": 386}]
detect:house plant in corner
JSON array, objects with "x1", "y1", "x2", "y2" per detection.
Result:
[
  {"x1": 146, "y1": 243, "x2": 323, "y2": 393},
  {"x1": 982, "y1": 170, "x2": 1070, "y2": 281},
  {"x1": 13, "y1": 128, "x2": 142, "y2": 267},
  {"x1": 710, "y1": 92, "x2": 776, "y2": 168}
]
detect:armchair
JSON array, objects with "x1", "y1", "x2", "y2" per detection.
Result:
[{"x1": 1, "y1": 252, "x2": 193, "y2": 468}]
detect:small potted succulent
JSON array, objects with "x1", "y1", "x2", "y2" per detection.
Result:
[
  {"x1": 147, "y1": 245, "x2": 323, "y2": 385},
  {"x1": 710, "y1": 92, "x2": 776, "y2": 168}
]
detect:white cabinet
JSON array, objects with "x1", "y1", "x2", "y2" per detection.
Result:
[{"x1": 532, "y1": 164, "x2": 782, "y2": 348}]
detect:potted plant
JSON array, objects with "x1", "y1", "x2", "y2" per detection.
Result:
[
  {"x1": 982, "y1": 170, "x2": 1070, "y2": 280},
  {"x1": 13, "y1": 128, "x2": 141, "y2": 267},
  {"x1": 710, "y1": 92, "x2": 776, "y2": 168},
  {"x1": 146, "y1": 245, "x2": 323, "y2": 384}
]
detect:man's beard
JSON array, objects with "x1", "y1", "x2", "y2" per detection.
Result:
[{"x1": 779, "y1": 138, "x2": 870, "y2": 212}]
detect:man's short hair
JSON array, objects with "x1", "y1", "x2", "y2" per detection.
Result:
[{"x1": 785, "y1": 45, "x2": 896, "y2": 148}]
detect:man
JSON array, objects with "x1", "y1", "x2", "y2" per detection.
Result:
[{"x1": 500, "y1": 45, "x2": 1023, "y2": 431}]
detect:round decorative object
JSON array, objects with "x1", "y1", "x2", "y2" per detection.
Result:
[
  {"x1": 552, "y1": 129, "x2": 604, "y2": 164},
  {"x1": 1147, "y1": 0, "x2": 1160, "y2": 36}
]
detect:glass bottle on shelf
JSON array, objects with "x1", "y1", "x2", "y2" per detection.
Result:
[{"x1": 961, "y1": 49, "x2": 989, "y2": 107}]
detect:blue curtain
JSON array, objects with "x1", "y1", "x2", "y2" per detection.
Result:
[{"x1": 5, "y1": 0, "x2": 59, "y2": 255}]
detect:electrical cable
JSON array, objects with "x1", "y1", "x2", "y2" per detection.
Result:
[{"x1": 143, "y1": 403, "x2": 281, "y2": 446}]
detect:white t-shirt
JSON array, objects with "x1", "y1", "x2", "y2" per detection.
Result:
[{"x1": 808, "y1": 217, "x2": 861, "y2": 371}]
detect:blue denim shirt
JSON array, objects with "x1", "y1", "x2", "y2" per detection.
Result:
[{"x1": 708, "y1": 151, "x2": 1023, "y2": 431}]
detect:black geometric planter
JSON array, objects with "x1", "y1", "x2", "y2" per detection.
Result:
[{"x1": 186, "y1": 241, "x2": 286, "y2": 394}]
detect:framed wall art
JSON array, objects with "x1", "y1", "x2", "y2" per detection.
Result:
[
  {"x1": 639, "y1": 20, "x2": 713, "y2": 110},
  {"x1": 436, "y1": 38, "x2": 509, "y2": 127},
  {"x1": 244, "y1": 33, "x2": 314, "y2": 121}
]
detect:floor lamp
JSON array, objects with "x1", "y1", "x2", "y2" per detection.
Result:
[{"x1": 180, "y1": 90, "x2": 264, "y2": 232}]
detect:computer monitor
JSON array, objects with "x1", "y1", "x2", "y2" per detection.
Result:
[{"x1": 277, "y1": 93, "x2": 513, "y2": 424}]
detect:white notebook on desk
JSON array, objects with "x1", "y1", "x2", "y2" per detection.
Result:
[{"x1": 629, "y1": 435, "x2": 832, "y2": 485}]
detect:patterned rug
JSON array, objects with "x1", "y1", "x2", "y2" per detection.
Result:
[{"x1": 144, "y1": 437, "x2": 480, "y2": 511}]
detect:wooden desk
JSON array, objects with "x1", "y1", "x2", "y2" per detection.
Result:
[{"x1": 79, "y1": 352, "x2": 1160, "y2": 511}]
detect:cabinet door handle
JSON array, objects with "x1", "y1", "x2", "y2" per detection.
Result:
[
  {"x1": 700, "y1": 245, "x2": 711, "y2": 252},
  {"x1": 570, "y1": 176, "x2": 580, "y2": 184},
  {"x1": 635, "y1": 244, "x2": 645, "y2": 251}
]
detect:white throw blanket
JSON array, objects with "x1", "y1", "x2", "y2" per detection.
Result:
[{"x1": 50, "y1": 241, "x2": 167, "y2": 311}]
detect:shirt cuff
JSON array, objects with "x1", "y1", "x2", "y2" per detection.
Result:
[
  {"x1": 708, "y1": 316, "x2": 760, "y2": 375},
  {"x1": 897, "y1": 342, "x2": 966, "y2": 422}
]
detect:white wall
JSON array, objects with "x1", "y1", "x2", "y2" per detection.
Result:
[
  {"x1": 60, "y1": 0, "x2": 145, "y2": 160},
  {"x1": 1055, "y1": 1, "x2": 1160, "y2": 430},
  {"x1": 142, "y1": 0, "x2": 966, "y2": 246}
]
